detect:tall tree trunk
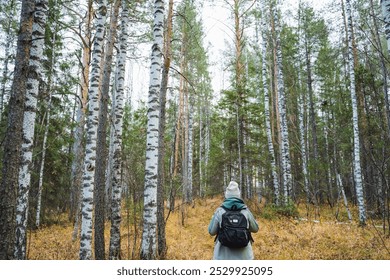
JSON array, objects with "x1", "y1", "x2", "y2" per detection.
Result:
[
  {"x1": 14, "y1": 0, "x2": 48, "y2": 260},
  {"x1": 0, "y1": 0, "x2": 35, "y2": 260},
  {"x1": 140, "y1": 0, "x2": 164, "y2": 260},
  {"x1": 304, "y1": 34, "x2": 319, "y2": 203},
  {"x1": 70, "y1": 0, "x2": 92, "y2": 230},
  {"x1": 0, "y1": 0, "x2": 17, "y2": 120},
  {"x1": 157, "y1": 0, "x2": 173, "y2": 259},
  {"x1": 35, "y1": 85, "x2": 53, "y2": 228},
  {"x1": 79, "y1": 0, "x2": 108, "y2": 260},
  {"x1": 297, "y1": 3, "x2": 310, "y2": 204},
  {"x1": 109, "y1": 0, "x2": 129, "y2": 260},
  {"x1": 186, "y1": 91, "x2": 194, "y2": 203},
  {"x1": 345, "y1": 0, "x2": 367, "y2": 225},
  {"x1": 94, "y1": 0, "x2": 121, "y2": 260},
  {"x1": 273, "y1": 0, "x2": 292, "y2": 204},
  {"x1": 233, "y1": 0, "x2": 245, "y2": 194},
  {"x1": 260, "y1": 3, "x2": 280, "y2": 205},
  {"x1": 182, "y1": 82, "x2": 190, "y2": 202},
  {"x1": 34, "y1": 0, "x2": 58, "y2": 230},
  {"x1": 380, "y1": 0, "x2": 390, "y2": 135},
  {"x1": 199, "y1": 91, "x2": 204, "y2": 197}
]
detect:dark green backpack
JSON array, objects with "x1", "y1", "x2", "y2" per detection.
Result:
[{"x1": 217, "y1": 206, "x2": 254, "y2": 248}]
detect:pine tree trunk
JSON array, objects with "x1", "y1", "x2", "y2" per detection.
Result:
[
  {"x1": 0, "y1": 0, "x2": 35, "y2": 260},
  {"x1": 345, "y1": 0, "x2": 366, "y2": 225},
  {"x1": 186, "y1": 92, "x2": 194, "y2": 203},
  {"x1": 140, "y1": 0, "x2": 164, "y2": 260},
  {"x1": 14, "y1": 0, "x2": 48, "y2": 259},
  {"x1": 182, "y1": 83, "x2": 190, "y2": 202},
  {"x1": 199, "y1": 95, "x2": 204, "y2": 197},
  {"x1": 108, "y1": 0, "x2": 129, "y2": 260},
  {"x1": 79, "y1": 0, "x2": 108, "y2": 260}
]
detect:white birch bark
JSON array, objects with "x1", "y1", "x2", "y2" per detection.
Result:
[
  {"x1": 70, "y1": 0, "x2": 92, "y2": 236},
  {"x1": 298, "y1": 73, "x2": 310, "y2": 203},
  {"x1": 260, "y1": 3, "x2": 280, "y2": 205},
  {"x1": 94, "y1": 0, "x2": 121, "y2": 260},
  {"x1": 273, "y1": 0, "x2": 292, "y2": 203},
  {"x1": 296, "y1": 2, "x2": 310, "y2": 204},
  {"x1": 109, "y1": 0, "x2": 129, "y2": 260},
  {"x1": 14, "y1": 0, "x2": 48, "y2": 259},
  {"x1": 35, "y1": 88, "x2": 52, "y2": 228},
  {"x1": 140, "y1": 0, "x2": 164, "y2": 260},
  {"x1": 0, "y1": 0, "x2": 17, "y2": 120},
  {"x1": 79, "y1": 0, "x2": 107, "y2": 260},
  {"x1": 336, "y1": 174, "x2": 352, "y2": 221},
  {"x1": 345, "y1": 0, "x2": 366, "y2": 224}
]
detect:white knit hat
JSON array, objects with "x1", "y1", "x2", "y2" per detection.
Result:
[{"x1": 225, "y1": 181, "x2": 241, "y2": 199}]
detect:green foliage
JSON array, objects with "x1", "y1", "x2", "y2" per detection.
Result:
[
  {"x1": 122, "y1": 104, "x2": 147, "y2": 203},
  {"x1": 261, "y1": 201, "x2": 299, "y2": 220}
]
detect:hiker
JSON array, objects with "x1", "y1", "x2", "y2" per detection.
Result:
[{"x1": 208, "y1": 181, "x2": 259, "y2": 260}]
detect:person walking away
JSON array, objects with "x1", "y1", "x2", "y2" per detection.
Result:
[{"x1": 208, "y1": 181, "x2": 259, "y2": 260}]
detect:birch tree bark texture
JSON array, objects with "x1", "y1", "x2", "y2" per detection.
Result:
[
  {"x1": 260, "y1": 1, "x2": 280, "y2": 206},
  {"x1": 109, "y1": 0, "x2": 130, "y2": 260},
  {"x1": 79, "y1": 0, "x2": 108, "y2": 260},
  {"x1": 140, "y1": 0, "x2": 164, "y2": 260},
  {"x1": 0, "y1": 0, "x2": 35, "y2": 260},
  {"x1": 273, "y1": 0, "x2": 293, "y2": 204},
  {"x1": 70, "y1": 0, "x2": 92, "y2": 230},
  {"x1": 14, "y1": 0, "x2": 48, "y2": 260},
  {"x1": 345, "y1": 0, "x2": 366, "y2": 225},
  {"x1": 94, "y1": 0, "x2": 121, "y2": 260}
]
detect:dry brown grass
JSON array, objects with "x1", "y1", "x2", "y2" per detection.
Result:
[{"x1": 27, "y1": 197, "x2": 390, "y2": 260}]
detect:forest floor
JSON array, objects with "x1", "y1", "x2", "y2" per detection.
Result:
[{"x1": 27, "y1": 197, "x2": 390, "y2": 260}]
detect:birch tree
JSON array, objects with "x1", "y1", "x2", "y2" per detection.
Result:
[
  {"x1": 0, "y1": 0, "x2": 17, "y2": 120},
  {"x1": 35, "y1": 0, "x2": 59, "y2": 229},
  {"x1": 297, "y1": 1, "x2": 310, "y2": 204},
  {"x1": 14, "y1": 0, "x2": 48, "y2": 259},
  {"x1": 272, "y1": 0, "x2": 292, "y2": 203},
  {"x1": 35, "y1": 83, "x2": 53, "y2": 229},
  {"x1": 0, "y1": 0, "x2": 35, "y2": 260},
  {"x1": 70, "y1": 0, "x2": 93, "y2": 233},
  {"x1": 140, "y1": 0, "x2": 164, "y2": 260},
  {"x1": 345, "y1": 0, "x2": 366, "y2": 225},
  {"x1": 94, "y1": 0, "x2": 121, "y2": 260},
  {"x1": 108, "y1": 0, "x2": 129, "y2": 260},
  {"x1": 260, "y1": 0, "x2": 280, "y2": 205},
  {"x1": 79, "y1": 0, "x2": 108, "y2": 260}
]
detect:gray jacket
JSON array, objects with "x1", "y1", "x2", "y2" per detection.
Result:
[{"x1": 208, "y1": 198, "x2": 259, "y2": 260}]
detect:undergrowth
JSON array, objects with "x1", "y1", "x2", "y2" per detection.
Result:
[{"x1": 27, "y1": 196, "x2": 390, "y2": 260}]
